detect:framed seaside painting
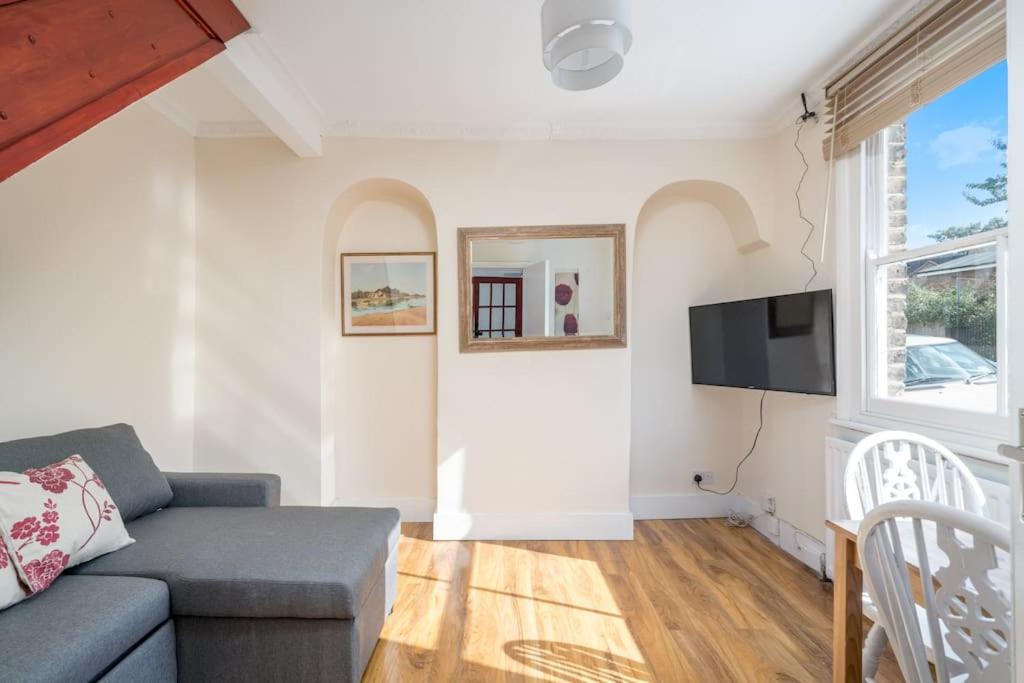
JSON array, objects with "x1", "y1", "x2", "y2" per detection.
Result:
[{"x1": 340, "y1": 252, "x2": 437, "y2": 336}]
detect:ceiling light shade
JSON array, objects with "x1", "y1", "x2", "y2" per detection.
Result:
[{"x1": 541, "y1": 0, "x2": 632, "y2": 91}]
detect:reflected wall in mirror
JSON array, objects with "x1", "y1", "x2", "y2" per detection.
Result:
[{"x1": 458, "y1": 224, "x2": 626, "y2": 352}]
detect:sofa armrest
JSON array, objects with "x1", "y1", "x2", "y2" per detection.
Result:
[{"x1": 163, "y1": 472, "x2": 281, "y2": 508}]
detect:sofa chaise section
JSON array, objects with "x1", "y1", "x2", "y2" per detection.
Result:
[{"x1": 73, "y1": 505, "x2": 401, "y2": 681}]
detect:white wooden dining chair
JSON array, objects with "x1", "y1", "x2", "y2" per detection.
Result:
[
  {"x1": 844, "y1": 431, "x2": 986, "y2": 521},
  {"x1": 857, "y1": 500, "x2": 1011, "y2": 682},
  {"x1": 843, "y1": 430, "x2": 987, "y2": 680}
]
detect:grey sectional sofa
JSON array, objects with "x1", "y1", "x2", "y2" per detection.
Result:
[{"x1": 0, "y1": 424, "x2": 400, "y2": 682}]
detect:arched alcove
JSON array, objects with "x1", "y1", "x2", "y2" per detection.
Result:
[
  {"x1": 638, "y1": 180, "x2": 768, "y2": 253},
  {"x1": 320, "y1": 179, "x2": 438, "y2": 516},
  {"x1": 629, "y1": 180, "x2": 762, "y2": 504}
]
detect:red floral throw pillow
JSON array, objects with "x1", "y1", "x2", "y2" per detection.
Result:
[
  {"x1": 0, "y1": 455, "x2": 133, "y2": 607},
  {"x1": 0, "y1": 535, "x2": 26, "y2": 610}
]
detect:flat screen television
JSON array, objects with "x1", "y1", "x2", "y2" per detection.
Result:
[{"x1": 688, "y1": 289, "x2": 836, "y2": 396}]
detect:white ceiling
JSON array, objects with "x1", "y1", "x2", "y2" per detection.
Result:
[{"x1": 150, "y1": 0, "x2": 917, "y2": 140}]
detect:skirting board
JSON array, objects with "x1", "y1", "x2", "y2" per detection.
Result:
[
  {"x1": 332, "y1": 497, "x2": 435, "y2": 523},
  {"x1": 630, "y1": 493, "x2": 744, "y2": 520},
  {"x1": 432, "y1": 512, "x2": 635, "y2": 541},
  {"x1": 730, "y1": 497, "x2": 827, "y2": 577}
]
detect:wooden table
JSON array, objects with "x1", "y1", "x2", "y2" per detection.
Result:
[{"x1": 826, "y1": 518, "x2": 1012, "y2": 683}]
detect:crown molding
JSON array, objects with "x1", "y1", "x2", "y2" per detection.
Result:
[
  {"x1": 196, "y1": 120, "x2": 275, "y2": 137},
  {"x1": 189, "y1": 117, "x2": 786, "y2": 143},
  {"x1": 325, "y1": 118, "x2": 777, "y2": 142}
]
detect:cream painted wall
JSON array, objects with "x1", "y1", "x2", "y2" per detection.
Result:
[
  {"x1": 332, "y1": 198, "x2": 437, "y2": 517},
  {"x1": 194, "y1": 136, "x2": 776, "y2": 536},
  {"x1": 630, "y1": 197, "x2": 750, "y2": 497},
  {"x1": 0, "y1": 104, "x2": 197, "y2": 470},
  {"x1": 737, "y1": 120, "x2": 835, "y2": 540},
  {"x1": 0, "y1": 102, "x2": 836, "y2": 541}
]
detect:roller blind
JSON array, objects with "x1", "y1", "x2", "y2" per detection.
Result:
[{"x1": 823, "y1": 0, "x2": 1005, "y2": 160}]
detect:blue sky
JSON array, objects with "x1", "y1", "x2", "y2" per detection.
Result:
[
  {"x1": 905, "y1": 60, "x2": 1008, "y2": 248},
  {"x1": 350, "y1": 262, "x2": 427, "y2": 295}
]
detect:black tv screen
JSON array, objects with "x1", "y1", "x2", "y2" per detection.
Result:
[{"x1": 688, "y1": 289, "x2": 836, "y2": 396}]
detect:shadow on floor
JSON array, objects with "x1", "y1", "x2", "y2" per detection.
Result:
[{"x1": 504, "y1": 640, "x2": 650, "y2": 683}]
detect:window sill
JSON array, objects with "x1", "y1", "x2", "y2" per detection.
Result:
[{"x1": 830, "y1": 415, "x2": 1012, "y2": 466}]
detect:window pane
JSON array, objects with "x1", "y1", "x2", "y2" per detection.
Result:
[
  {"x1": 896, "y1": 61, "x2": 1007, "y2": 251},
  {"x1": 478, "y1": 283, "x2": 490, "y2": 305},
  {"x1": 879, "y1": 243, "x2": 998, "y2": 413},
  {"x1": 491, "y1": 285, "x2": 503, "y2": 306},
  {"x1": 504, "y1": 283, "x2": 516, "y2": 305},
  {"x1": 504, "y1": 307, "x2": 516, "y2": 329},
  {"x1": 478, "y1": 308, "x2": 490, "y2": 330},
  {"x1": 492, "y1": 307, "x2": 503, "y2": 329}
]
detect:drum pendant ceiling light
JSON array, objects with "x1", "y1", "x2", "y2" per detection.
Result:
[{"x1": 541, "y1": 0, "x2": 632, "y2": 91}]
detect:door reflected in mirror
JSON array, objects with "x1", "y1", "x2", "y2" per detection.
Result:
[{"x1": 458, "y1": 225, "x2": 626, "y2": 352}]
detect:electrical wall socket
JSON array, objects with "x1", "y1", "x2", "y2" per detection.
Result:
[
  {"x1": 691, "y1": 471, "x2": 714, "y2": 485},
  {"x1": 761, "y1": 496, "x2": 777, "y2": 515}
]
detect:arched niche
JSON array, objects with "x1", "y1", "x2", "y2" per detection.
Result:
[
  {"x1": 320, "y1": 179, "x2": 438, "y2": 514},
  {"x1": 637, "y1": 180, "x2": 768, "y2": 254},
  {"x1": 629, "y1": 180, "x2": 762, "y2": 502}
]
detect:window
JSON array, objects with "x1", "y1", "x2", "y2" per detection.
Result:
[{"x1": 858, "y1": 62, "x2": 1008, "y2": 438}]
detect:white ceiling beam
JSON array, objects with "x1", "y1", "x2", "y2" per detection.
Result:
[{"x1": 210, "y1": 32, "x2": 323, "y2": 157}]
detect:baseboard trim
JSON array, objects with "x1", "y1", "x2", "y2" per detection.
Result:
[
  {"x1": 432, "y1": 511, "x2": 634, "y2": 541},
  {"x1": 630, "y1": 493, "x2": 743, "y2": 520},
  {"x1": 730, "y1": 498, "x2": 826, "y2": 577},
  {"x1": 332, "y1": 497, "x2": 435, "y2": 523}
]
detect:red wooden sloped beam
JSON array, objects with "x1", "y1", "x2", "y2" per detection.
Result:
[
  {"x1": 177, "y1": 0, "x2": 250, "y2": 43},
  {"x1": 0, "y1": 0, "x2": 250, "y2": 182}
]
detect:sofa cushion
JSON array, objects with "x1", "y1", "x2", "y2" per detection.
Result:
[
  {"x1": 0, "y1": 424, "x2": 172, "y2": 522},
  {"x1": 72, "y1": 506, "x2": 400, "y2": 620},
  {"x1": 0, "y1": 575, "x2": 170, "y2": 683}
]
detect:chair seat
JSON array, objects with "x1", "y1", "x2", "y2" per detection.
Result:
[
  {"x1": 0, "y1": 575, "x2": 170, "y2": 683},
  {"x1": 71, "y1": 506, "x2": 400, "y2": 620}
]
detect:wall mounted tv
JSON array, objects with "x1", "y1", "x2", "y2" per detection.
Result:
[{"x1": 688, "y1": 289, "x2": 836, "y2": 396}]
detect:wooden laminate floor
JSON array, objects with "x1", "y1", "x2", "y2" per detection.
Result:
[{"x1": 363, "y1": 519, "x2": 901, "y2": 682}]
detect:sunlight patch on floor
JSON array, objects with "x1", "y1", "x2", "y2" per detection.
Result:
[
  {"x1": 376, "y1": 534, "x2": 461, "y2": 652},
  {"x1": 459, "y1": 541, "x2": 650, "y2": 681}
]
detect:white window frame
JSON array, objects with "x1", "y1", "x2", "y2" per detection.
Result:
[{"x1": 834, "y1": 128, "x2": 1012, "y2": 459}]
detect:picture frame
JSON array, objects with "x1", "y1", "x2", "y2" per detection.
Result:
[{"x1": 340, "y1": 252, "x2": 437, "y2": 336}]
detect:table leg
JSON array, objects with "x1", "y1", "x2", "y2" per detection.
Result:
[{"x1": 833, "y1": 534, "x2": 863, "y2": 683}]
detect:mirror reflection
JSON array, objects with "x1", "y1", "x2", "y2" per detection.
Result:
[{"x1": 470, "y1": 237, "x2": 615, "y2": 339}]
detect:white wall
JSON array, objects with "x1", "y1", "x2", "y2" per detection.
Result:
[
  {"x1": 0, "y1": 104, "x2": 197, "y2": 470},
  {"x1": 332, "y1": 196, "x2": 437, "y2": 519},
  {"x1": 737, "y1": 120, "x2": 835, "y2": 541},
  {"x1": 630, "y1": 195, "x2": 750, "y2": 501},
  {"x1": 194, "y1": 136, "x2": 776, "y2": 537},
  {"x1": 0, "y1": 101, "x2": 852, "y2": 545}
]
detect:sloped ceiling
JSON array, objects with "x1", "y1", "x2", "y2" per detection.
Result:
[{"x1": 0, "y1": 0, "x2": 249, "y2": 180}]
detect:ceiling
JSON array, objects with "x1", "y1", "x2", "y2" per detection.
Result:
[{"x1": 149, "y1": 0, "x2": 918, "y2": 140}]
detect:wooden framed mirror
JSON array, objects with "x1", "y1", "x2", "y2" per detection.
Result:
[{"x1": 458, "y1": 224, "x2": 627, "y2": 353}]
